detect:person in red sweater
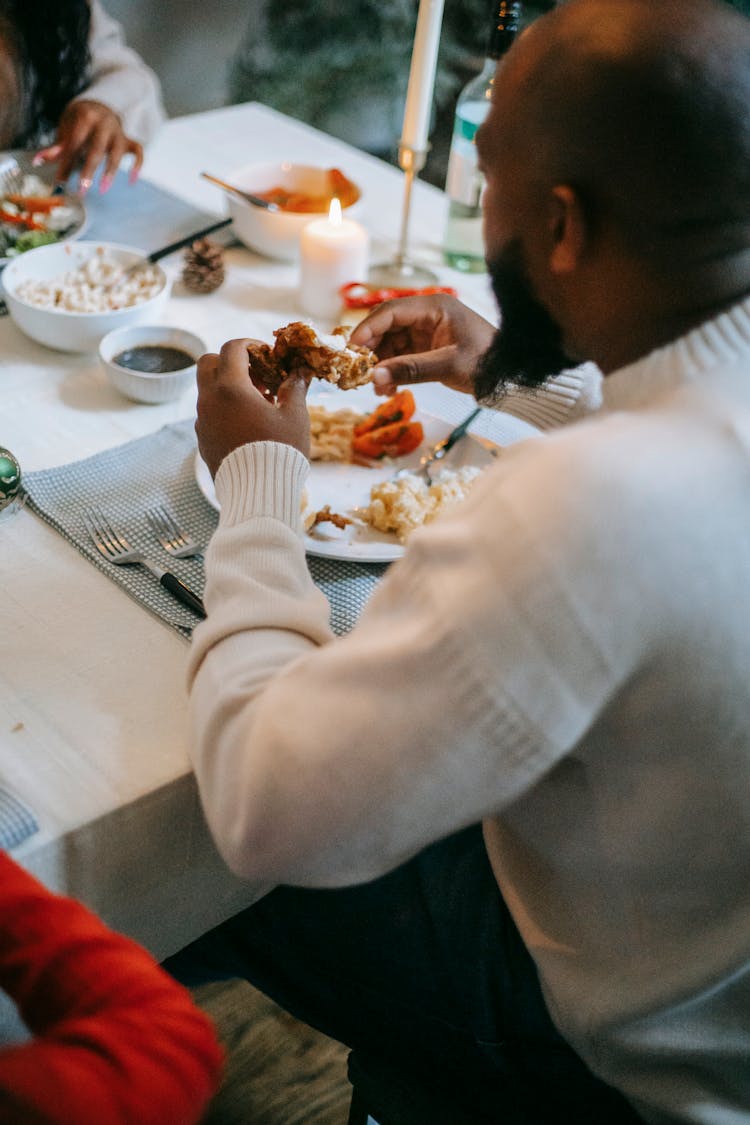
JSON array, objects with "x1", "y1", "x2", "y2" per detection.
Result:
[{"x1": 0, "y1": 851, "x2": 224, "y2": 1124}]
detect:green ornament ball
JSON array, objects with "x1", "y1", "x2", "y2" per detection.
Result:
[{"x1": 0, "y1": 448, "x2": 21, "y2": 510}]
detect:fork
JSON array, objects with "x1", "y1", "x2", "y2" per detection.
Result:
[
  {"x1": 83, "y1": 508, "x2": 205, "y2": 618},
  {"x1": 146, "y1": 505, "x2": 204, "y2": 561},
  {"x1": 398, "y1": 406, "x2": 483, "y2": 484}
]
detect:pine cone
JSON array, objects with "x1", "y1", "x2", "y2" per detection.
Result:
[{"x1": 182, "y1": 237, "x2": 225, "y2": 294}]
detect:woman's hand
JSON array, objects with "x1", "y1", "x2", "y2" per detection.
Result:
[
  {"x1": 33, "y1": 100, "x2": 143, "y2": 194},
  {"x1": 349, "y1": 293, "x2": 496, "y2": 397},
  {"x1": 195, "y1": 339, "x2": 311, "y2": 478}
]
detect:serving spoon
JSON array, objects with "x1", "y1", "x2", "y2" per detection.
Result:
[{"x1": 201, "y1": 172, "x2": 279, "y2": 212}]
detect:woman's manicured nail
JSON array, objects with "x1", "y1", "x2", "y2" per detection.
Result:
[
  {"x1": 99, "y1": 174, "x2": 113, "y2": 194},
  {"x1": 78, "y1": 177, "x2": 92, "y2": 196}
]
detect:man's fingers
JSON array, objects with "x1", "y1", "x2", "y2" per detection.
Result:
[
  {"x1": 276, "y1": 373, "x2": 309, "y2": 412},
  {"x1": 350, "y1": 296, "x2": 427, "y2": 347},
  {"x1": 196, "y1": 352, "x2": 219, "y2": 387},
  {"x1": 371, "y1": 346, "x2": 458, "y2": 390},
  {"x1": 351, "y1": 294, "x2": 455, "y2": 351}
]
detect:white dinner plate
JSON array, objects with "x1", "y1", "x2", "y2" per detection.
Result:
[{"x1": 194, "y1": 388, "x2": 498, "y2": 563}]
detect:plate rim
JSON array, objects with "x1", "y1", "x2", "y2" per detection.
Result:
[{"x1": 193, "y1": 399, "x2": 497, "y2": 564}]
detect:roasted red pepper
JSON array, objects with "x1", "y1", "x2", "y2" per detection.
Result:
[
  {"x1": 6, "y1": 194, "x2": 64, "y2": 212},
  {"x1": 353, "y1": 389, "x2": 416, "y2": 437},
  {"x1": 352, "y1": 420, "x2": 424, "y2": 460},
  {"x1": 0, "y1": 209, "x2": 44, "y2": 229},
  {"x1": 340, "y1": 282, "x2": 458, "y2": 309}
]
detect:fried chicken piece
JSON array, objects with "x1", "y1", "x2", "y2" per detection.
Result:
[
  {"x1": 246, "y1": 321, "x2": 377, "y2": 395},
  {"x1": 243, "y1": 342, "x2": 279, "y2": 389},
  {"x1": 308, "y1": 505, "x2": 353, "y2": 531}
]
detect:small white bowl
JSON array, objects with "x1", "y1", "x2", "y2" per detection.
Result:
[
  {"x1": 99, "y1": 324, "x2": 205, "y2": 404},
  {"x1": 223, "y1": 162, "x2": 363, "y2": 261},
  {"x1": 1, "y1": 240, "x2": 170, "y2": 353}
]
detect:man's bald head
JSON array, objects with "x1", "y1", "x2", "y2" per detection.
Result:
[
  {"x1": 497, "y1": 0, "x2": 750, "y2": 265},
  {"x1": 474, "y1": 0, "x2": 750, "y2": 385}
]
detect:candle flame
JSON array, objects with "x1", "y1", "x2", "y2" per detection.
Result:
[{"x1": 328, "y1": 197, "x2": 343, "y2": 225}]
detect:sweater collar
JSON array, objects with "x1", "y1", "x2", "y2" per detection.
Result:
[{"x1": 602, "y1": 294, "x2": 750, "y2": 411}]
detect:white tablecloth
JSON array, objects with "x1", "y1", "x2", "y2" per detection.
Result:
[{"x1": 0, "y1": 103, "x2": 528, "y2": 967}]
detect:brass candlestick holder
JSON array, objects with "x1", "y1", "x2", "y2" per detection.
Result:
[{"x1": 368, "y1": 143, "x2": 439, "y2": 287}]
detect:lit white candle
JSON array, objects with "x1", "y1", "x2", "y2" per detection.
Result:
[
  {"x1": 401, "y1": 0, "x2": 446, "y2": 152},
  {"x1": 299, "y1": 199, "x2": 369, "y2": 321}
]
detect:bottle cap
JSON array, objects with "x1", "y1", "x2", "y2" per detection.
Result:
[{"x1": 488, "y1": 1, "x2": 522, "y2": 60}]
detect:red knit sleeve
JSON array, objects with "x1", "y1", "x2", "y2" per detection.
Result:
[{"x1": 0, "y1": 852, "x2": 224, "y2": 1124}]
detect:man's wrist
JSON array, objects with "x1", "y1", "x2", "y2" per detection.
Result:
[{"x1": 215, "y1": 441, "x2": 309, "y2": 529}]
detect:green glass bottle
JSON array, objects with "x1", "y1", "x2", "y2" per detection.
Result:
[{"x1": 442, "y1": 1, "x2": 522, "y2": 272}]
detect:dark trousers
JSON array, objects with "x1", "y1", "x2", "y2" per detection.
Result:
[{"x1": 164, "y1": 825, "x2": 642, "y2": 1123}]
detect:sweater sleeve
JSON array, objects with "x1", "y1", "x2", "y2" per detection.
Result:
[
  {"x1": 187, "y1": 435, "x2": 630, "y2": 888},
  {"x1": 0, "y1": 852, "x2": 223, "y2": 1125},
  {"x1": 78, "y1": 0, "x2": 166, "y2": 144}
]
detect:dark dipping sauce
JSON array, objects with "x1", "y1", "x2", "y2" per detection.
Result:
[{"x1": 113, "y1": 344, "x2": 195, "y2": 374}]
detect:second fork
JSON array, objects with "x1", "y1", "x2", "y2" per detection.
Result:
[{"x1": 147, "y1": 505, "x2": 204, "y2": 561}]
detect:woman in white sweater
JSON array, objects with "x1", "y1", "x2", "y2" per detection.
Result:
[{"x1": 0, "y1": 0, "x2": 164, "y2": 191}]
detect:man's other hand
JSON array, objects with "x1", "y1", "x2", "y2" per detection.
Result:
[{"x1": 349, "y1": 294, "x2": 495, "y2": 397}]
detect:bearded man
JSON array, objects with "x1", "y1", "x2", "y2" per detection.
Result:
[{"x1": 168, "y1": 2, "x2": 750, "y2": 1120}]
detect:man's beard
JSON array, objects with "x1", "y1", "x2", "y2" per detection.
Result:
[{"x1": 473, "y1": 239, "x2": 575, "y2": 403}]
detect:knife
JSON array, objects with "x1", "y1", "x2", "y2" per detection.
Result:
[
  {"x1": 141, "y1": 216, "x2": 234, "y2": 264},
  {"x1": 155, "y1": 567, "x2": 206, "y2": 618}
]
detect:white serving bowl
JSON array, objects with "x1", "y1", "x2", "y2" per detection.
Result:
[
  {"x1": 1, "y1": 240, "x2": 170, "y2": 353},
  {"x1": 223, "y1": 162, "x2": 363, "y2": 261},
  {"x1": 99, "y1": 324, "x2": 206, "y2": 404}
]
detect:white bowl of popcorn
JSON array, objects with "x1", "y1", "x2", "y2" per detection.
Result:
[{"x1": 1, "y1": 241, "x2": 170, "y2": 353}]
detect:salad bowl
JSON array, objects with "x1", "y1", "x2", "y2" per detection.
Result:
[{"x1": 0, "y1": 152, "x2": 87, "y2": 266}]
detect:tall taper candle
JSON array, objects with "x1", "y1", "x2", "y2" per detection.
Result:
[{"x1": 400, "y1": 0, "x2": 446, "y2": 153}]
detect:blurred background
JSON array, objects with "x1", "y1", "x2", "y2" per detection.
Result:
[
  {"x1": 102, "y1": 0, "x2": 555, "y2": 186},
  {"x1": 103, "y1": 0, "x2": 750, "y2": 186},
  {"x1": 104, "y1": 0, "x2": 750, "y2": 192}
]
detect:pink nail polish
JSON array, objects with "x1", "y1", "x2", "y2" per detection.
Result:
[
  {"x1": 32, "y1": 154, "x2": 44, "y2": 167},
  {"x1": 99, "y1": 175, "x2": 112, "y2": 194},
  {"x1": 129, "y1": 166, "x2": 140, "y2": 185},
  {"x1": 78, "y1": 177, "x2": 92, "y2": 196}
]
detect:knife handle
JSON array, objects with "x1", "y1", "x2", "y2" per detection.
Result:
[
  {"x1": 147, "y1": 217, "x2": 233, "y2": 264},
  {"x1": 160, "y1": 572, "x2": 206, "y2": 618}
]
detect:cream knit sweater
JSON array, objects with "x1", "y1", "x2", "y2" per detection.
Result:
[{"x1": 189, "y1": 298, "x2": 750, "y2": 1124}]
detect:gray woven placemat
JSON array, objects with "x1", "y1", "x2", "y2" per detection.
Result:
[
  {"x1": 0, "y1": 785, "x2": 39, "y2": 849},
  {"x1": 23, "y1": 420, "x2": 387, "y2": 639}
]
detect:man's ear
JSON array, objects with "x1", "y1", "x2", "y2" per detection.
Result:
[{"x1": 547, "y1": 185, "x2": 588, "y2": 274}]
